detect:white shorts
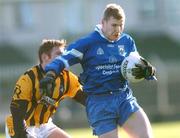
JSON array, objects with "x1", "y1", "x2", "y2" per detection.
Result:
[{"x1": 6, "y1": 118, "x2": 58, "y2": 138}]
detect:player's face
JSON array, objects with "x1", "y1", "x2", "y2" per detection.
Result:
[
  {"x1": 102, "y1": 16, "x2": 124, "y2": 41},
  {"x1": 50, "y1": 46, "x2": 64, "y2": 59},
  {"x1": 46, "y1": 46, "x2": 64, "y2": 64}
]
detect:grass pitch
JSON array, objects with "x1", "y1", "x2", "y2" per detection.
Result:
[
  {"x1": 1, "y1": 121, "x2": 180, "y2": 138},
  {"x1": 66, "y1": 121, "x2": 180, "y2": 138}
]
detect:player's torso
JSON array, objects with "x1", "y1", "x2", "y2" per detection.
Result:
[
  {"x1": 80, "y1": 33, "x2": 134, "y2": 93},
  {"x1": 22, "y1": 66, "x2": 69, "y2": 126}
]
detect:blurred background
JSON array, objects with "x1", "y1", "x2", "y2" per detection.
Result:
[{"x1": 0, "y1": 0, "x2": 180, "y2": 134}]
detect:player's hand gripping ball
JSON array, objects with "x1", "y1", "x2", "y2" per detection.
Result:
[{"x1": 121, "y1": 53, "x2": 144, "y2": 83}]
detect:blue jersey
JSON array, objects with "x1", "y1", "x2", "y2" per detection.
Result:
[{"x1": 45, "y1": 25, "x2": 138, "y2": 94}]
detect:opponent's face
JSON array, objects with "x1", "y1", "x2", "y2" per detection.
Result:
[
  {"x1": 43, "y1": 46, "x2": 65, "y2": 66},
  {"x1": 102, "y1": 16, "x2": 124, "y2": 41},
  {"x1": 48, "y1": 46, "x2": 65, "y2": 63}
]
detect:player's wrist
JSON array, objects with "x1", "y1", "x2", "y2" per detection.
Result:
[{"x1": 144, "y1": 65, "x2": 156, "y2": 79}]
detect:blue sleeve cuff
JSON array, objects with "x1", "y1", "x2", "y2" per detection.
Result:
[{"x1": 45, "y1": 59, "x2": 65, "y2": 75}]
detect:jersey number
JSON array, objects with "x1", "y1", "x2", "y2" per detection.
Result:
[{"x1": 14, "y1": 84, "x2": 22, "y2": 98}]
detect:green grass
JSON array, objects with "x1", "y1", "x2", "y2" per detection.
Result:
[
  {"x1": 1, "y1": 121, "x2": 180, "y2": 138},
  {"x1": 66, "y1": 121, "x2": 180, "y2": 138}
]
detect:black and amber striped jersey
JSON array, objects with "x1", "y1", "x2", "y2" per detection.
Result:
[{"x1": 12, "y1": 64, "x2": 83, "y2": 127}]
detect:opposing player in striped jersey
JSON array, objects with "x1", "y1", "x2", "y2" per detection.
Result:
[{"x1": 5, "y1": 39, "x2": 86, "y2": 138}]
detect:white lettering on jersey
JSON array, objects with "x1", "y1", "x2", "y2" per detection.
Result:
[{"x1": 95, "y1": 64, "x2": 121, "y2": 75}]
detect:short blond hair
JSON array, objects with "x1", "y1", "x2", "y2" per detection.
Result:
[{"x1": 103, "y1": 3, "x2": 125, "y2": 21}]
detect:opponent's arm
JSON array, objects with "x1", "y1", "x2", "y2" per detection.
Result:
[
  {"x1": 8, "y1": 71, "x2": 34, "y2": 138},
  {"x1": 73, "y1": 90, "x2": 87, "y2": 106},
  {"x1": 10, "y1": 100, "x2": 28, "y2": 138},
  {"x1": 61, "y1": 71, "x2": 87, "y2": 106}
]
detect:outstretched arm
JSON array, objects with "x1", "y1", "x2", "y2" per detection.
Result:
[{"x1": 45, "y1": 58, "x2": 66, "y2": 75}]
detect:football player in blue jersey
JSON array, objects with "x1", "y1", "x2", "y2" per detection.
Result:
[{"x1": 40, "y1": 3, "x2": 156, "y2": 138}]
